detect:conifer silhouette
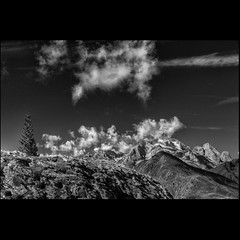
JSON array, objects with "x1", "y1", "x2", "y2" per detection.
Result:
[{"x1": 18, "y1": 113, "x2": 38, "y2": 156}]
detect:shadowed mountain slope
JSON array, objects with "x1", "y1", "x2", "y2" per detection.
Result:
[{"x1": 210, "y1": 159, "x2": 239, "y2": 184}]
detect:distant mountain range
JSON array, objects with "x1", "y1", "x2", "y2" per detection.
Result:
[{"x1": 1, "y1": 138, "x2": 239, "y2": 199}]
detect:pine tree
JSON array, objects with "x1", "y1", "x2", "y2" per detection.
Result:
[{"x1": 18, "y1": 113, "x2": 39, "y2": 156}]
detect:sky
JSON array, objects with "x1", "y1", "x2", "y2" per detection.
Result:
[{"x1": 1, "y1": 40, "x2": 239, "y2": 158}]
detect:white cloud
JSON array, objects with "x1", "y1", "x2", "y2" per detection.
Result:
[
  {"x1": 107, "y1": 125, "x2": 118, "y2": 143},
  {"x1": 72, "y1": 85, "x2": 84, "y2": 105},
  {"x1": 117, "y1": 140, "x2": 133, "y2": 153},
  {"x1": 37, "y1": 40, "x2": 69, "y2": 79},
  {"x1": 134, "y1": 116, "x2": 185, "y2": 140},
  {"x1": 73, "y1": 147, "x2": 85, "y2": 157},
  {"x1": 73, "y1": 40, "x2": 159, "y2": 104},
  {"x1": 78, "y1": 126, "x2": 99, "y2": 148},
  {"x1": 42, "y1": 134, "x2": 62, "y2": 154},
  {"x1": 41, "y1": 116, "x2": 185, "y2": 156},
  {"x1": 59, "y1": 140, "x2": 75, "y2": 152},
  {"x1": 100, "y1": 143, "x2": 113, "y2": 151}
]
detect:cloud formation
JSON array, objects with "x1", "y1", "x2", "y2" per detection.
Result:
[
  {"x1": 158, "y1": 54, "x2": 239, "y2": 68},
  {"x1": 78, "y1": 126, "x2": 99, "y2": 148},
  {"x1": 36, "y1": 41, "x2": 238, "y2": 104},
  {"x1": 134, "y1": 117, "x2": 185, "y2": 140},
  {"x1": 41, "y1": 116, "x2": 185, "y2": 156},
  {"x1": 59, "y1": 140, "x2": 75, "y2": 152},
  {"x1": 37, "y1": 40, "x2": 159, "y2": 103},
  {"x1": 216, "y1": 97, "x2": 239, "y2": 106},
  {"x1": 42, "y1": 134, "x2": 62, "y2": 154},
  {"x1": 36, "y1": 40, "x2": 69, "y2": 79},
  {"x1": 72, "y1": 40, "x2": 159, "y2": 103}
]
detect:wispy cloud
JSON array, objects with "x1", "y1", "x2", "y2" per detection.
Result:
[
  {"x1": 1, "y1": 41, "x2": 38, "y2": 54},
  {"x1": 190, "y1": 126, "x2": 223, "y2": 130},
  {"x1": 216, "y1": 97, "x2": 239, "y2": 106},
  {"x1": 158, "y1": 53, "x2": 239, "y2": 68}
]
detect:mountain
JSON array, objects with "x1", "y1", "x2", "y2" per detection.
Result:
[
  {"x1": 210, "y1": 159, "x2": 239, "y2": 184},
  {"x1": 1, "y1": 136, "x2": 238, "y2": 199},
  {"x1": 123, "y1": 138, "x2": 223, "y2": 170},
  {"x1": 0, "y1": 150, "x2": 172, "y2": 199},
  {"x1": 119, "y1": 146, "x2": 238, "y2": 199}
]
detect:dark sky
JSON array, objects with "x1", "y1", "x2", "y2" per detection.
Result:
[{"x1": 1, "y1": 40, "x2": 239, "y2": 157}]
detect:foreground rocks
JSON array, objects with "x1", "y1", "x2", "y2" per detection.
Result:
[{"x1": 0, "y1": 151, "x2": 172, "y2": 199}]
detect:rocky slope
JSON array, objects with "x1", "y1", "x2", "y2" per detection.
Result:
[{"x1": 0, "y1": 150, "x2": 172, "y2": 199}]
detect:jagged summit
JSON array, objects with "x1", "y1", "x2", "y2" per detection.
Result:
[{"x1": 193, "y1": 143, "x2": 232, "y2": 166}]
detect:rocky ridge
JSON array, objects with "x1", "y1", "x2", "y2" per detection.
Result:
[{"x1": 0, "y1": 150, "x2": 172, "y2": 199}]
